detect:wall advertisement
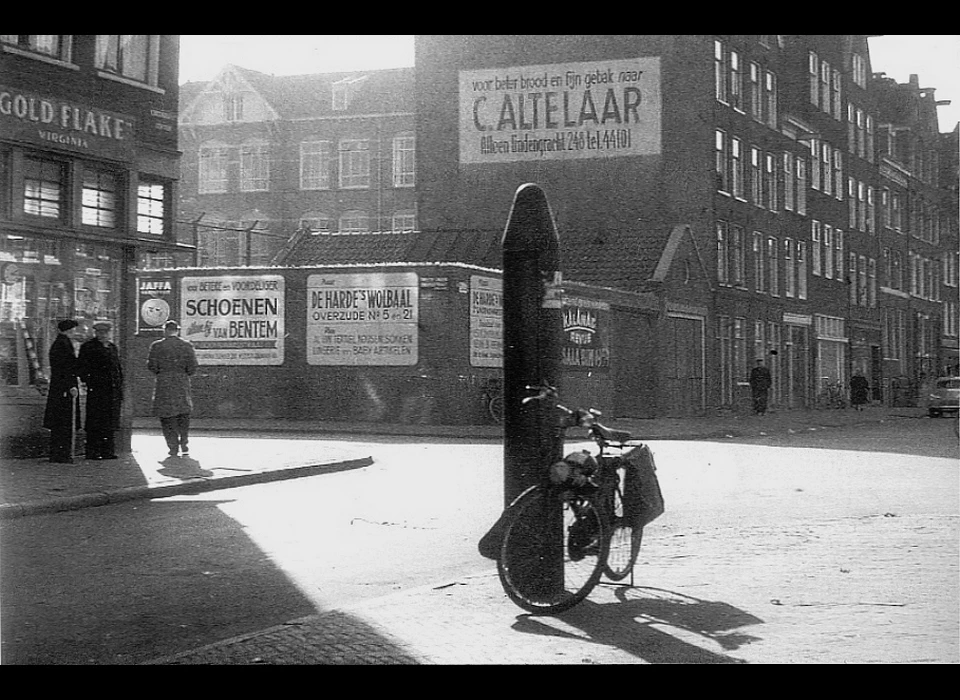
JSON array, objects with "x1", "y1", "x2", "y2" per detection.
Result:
[
  {"x1": 470, "y1": 275, "x2": 502, "y2": 367},
  {"x1": 306, "y1": 272, "x2": 419, "y2": 366},
  {"x1": 180, "y1": 275, "x2": 285, "y2": 365},
  {"x1": 562, "y1": 296, "x2": 611, "y2": 370},
  {"x1": 459, "y1": 57, "x2": 661, "y2": 165},
  {"x1": 137, "y1": 277, "x2": 172, "y2": 333}
]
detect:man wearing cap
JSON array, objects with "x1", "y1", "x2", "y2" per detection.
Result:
[
  {"x1": 43, "y1": 319, "x2": 81, "y2": 463},
  {"x1": 78, "y1": 321, "x2": 124, "y2": 460},
  {"x1": 147, "y1": 320, "x2": 198, "y2": 458}
]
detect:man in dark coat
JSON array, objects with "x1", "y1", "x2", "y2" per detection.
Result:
[
  {"x1": 749, "y1": 358, "x2": 772, "y2": 415},
  {"x1": 78, "y1": 321, "x2": 123, "y2": 460},
  {"x1": 850, "y1": 370, "x2": 870, "y2": 411},
  {"x1": 43, "y1": 319, "x2": 80, "y2": 463},
  {"x1": 147, "y1": 320, "x2": 199, "y2": 458}
]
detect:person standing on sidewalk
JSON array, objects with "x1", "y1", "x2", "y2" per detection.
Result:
[
  {"x1": 43, "y1": 319, "x2": 81, "y2": 463},
  {"x1": 78, "y1": 321, "x2": 124, "y2": 460},
  {"x1": 147, "y1": 320, "x2": 198, "y2": 458},
  {"x1": 850, "y1": 369, "x2": 869, "y2": 411},
  {"x1": 749, "y1": 358, "x2": 772, "y2": 415}
]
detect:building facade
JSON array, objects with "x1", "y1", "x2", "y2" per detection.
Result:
[
  {"x1": 1, "y1": 34, "x2": 186, "y2": 456},
  {"x1": 165, "y1": 64, "x2": 417, "y2": 270},
  {"x1": 413, "y1": 34, "x2": 959, "y2": 414}
]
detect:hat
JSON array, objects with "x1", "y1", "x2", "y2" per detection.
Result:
[
  {"x1": 57, "y1": 319, "x2": 78, "y2": 332},
  {"x1": 163, "y1": 320, "x2": 180, "y2": 330},
  {"x1": 92, "y1": 321, "x2": 112, "y2": 330}
]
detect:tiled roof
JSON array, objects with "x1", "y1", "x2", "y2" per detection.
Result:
[
  {"x1": 180, "y1": 64, "x2": 415, "y2": 122},
  {"x1": 280, "y1": 231, "x2": 416, "y2": 267},
  {"x1": 559, "y1": 226, "x2": 669, "y2": 290}
]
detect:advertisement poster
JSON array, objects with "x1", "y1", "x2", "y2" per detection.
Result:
[
  {"x1": 562, "y1": 297, "x2": 611, "y2": 370},
  {"x1": 137, "y1": 277, "x2": 173, "y2": 333},
  {"x1": 180, "y1": 275, "x2": 284, "y2": 365},
  {"x1": 470, "y1": 275, "x2": 502, "y2": 367},
  {"x1": 459, "y1": 57, "x2": 661, "y2": 164},
  {"x1": 306, "y1": 271, "x2": 418, "y2": 366}
]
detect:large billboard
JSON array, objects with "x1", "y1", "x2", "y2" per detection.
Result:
[
  {"x1": 180, "y1": 275, "x2": 285, "y2": 365},
  {"x1": 306, "y1": 271, "x2": 419, "y2": 365},
  {"x1": 459, "y1": 57, "x2": 661, "y2": 165}
]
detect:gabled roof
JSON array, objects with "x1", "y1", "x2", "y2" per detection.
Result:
[
  {"x1": 560, "y1": 226, "x2": 671, "y2": 291},
  {"x1": 179, "y1": 64, "x2": 415, "y2": 124}
]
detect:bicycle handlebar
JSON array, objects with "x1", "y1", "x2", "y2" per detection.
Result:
[{"x1": 521, "y1": 384, "x2": 634, "y2": 445}]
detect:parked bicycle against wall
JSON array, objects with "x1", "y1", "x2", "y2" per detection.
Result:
[
  {"x1": 493, "y1": 384, "x2": 664, "y2": 615},
  {"x1": 816, "y1": 378, "x2": 847, "y2": 409}
]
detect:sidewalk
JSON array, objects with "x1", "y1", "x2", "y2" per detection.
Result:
[{"x1": 0, "y1": 404, "x2": 924, "y2": 521}]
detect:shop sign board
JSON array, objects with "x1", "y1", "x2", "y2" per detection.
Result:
[
  {"x1": 562, "y1": 296, "x2": 611, "y2": 370},
  {"x1": 306, "y1": 271, "x2": 418, "y2": 365},
  {"x1": 459, "y1": 57, "x2": 661, "y2": 164},
  {"x1": 180, "y1": 275, "x2": 284, "y2": 365},
  {"x1": 470, "y1": 275, "x2": 502, "y2": 367}
]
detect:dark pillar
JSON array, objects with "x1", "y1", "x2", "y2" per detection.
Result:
[{"x1": 501, "y1": 183, "x2": 564, "y2": 507}]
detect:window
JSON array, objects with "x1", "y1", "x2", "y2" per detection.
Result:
[
  {"x1": 833, "y1": 149, "x2": 844, "y2": 201},
  {"x1": 767, "y1": 236, "x2": 779, "y2": 296},
  {"x1": 2, "y1": 34, "x2": 72, "y2": 63},
  {"x1": 811, "y1": 220, "x2": 821, "y2": 276},
  {"x1": 137, "y1": 181, "x2": 166, "y2": 235},
  {"x1": 95, "y1": 35, "x2": 158, "y2": 86},
  {"x1": 731, "y1": 138, "x2": 744, "y2": 199},
  {"x1": 810, "y1": 139, "x2": 821, "y2": 191},
  {"x1": 834, "y1": 229, "x2": 844, "y2": 280},
  {"x1": 858, "y1": 255, "x2": 868, "y2": 306},
  {"x1": 392, "y1": 134, "x2": 416, "y2": 188},
  {"x1": 300, "y1": 141, "x2": 332, "y2": 190},
  {"x1": 339, "y1": 210, "x2": 369, "y2": 233},
  {"x1": 797, "y1": 241, "x2": 808, "y2": 299},
  {"x1": 714, "y1": 40, "x2": 728, "y2": 103},
  {"x1": 750, "y1": 146, "x2": 762, "y2": 204},
  {"x1": 763, "y1": 70, "x2": 777, "y2": 129},
  {"x1": 300, "y1": 212, "x2": 331, "y2": 234},
  {"x1": 763, "y1": 153, "x2": 777, "y2": 211},
  {"x1": 821, "y1": 142, "x2": 832, "y2": 196},
  {"x1": 852, "y1": 53, "x2": 867, "y2": 88},
  {"x1": 240, "y1": 141, "x2": 270, "y2": 192},
  {"x1": 832, "y1": 68, "x2": 842, "y2": 120},
  {"x1": 795, "y1": 155, "x2": 807, "y2": 215},
  {"x1": 784, "y1": 237, "x2": 795, "y2": 297},
  {"x1": 866, "y1": 187, "x2": 875, "y2": 234},
  {"x1": 868, "y1": 258, "x2": 876, "y2": 307},
  {"x1": 716, "y1": 220, "x2": 729, "y2": 285},
  {"x1": 753, "y1": 232, "x2": 765, "y2": 293},
  {"x1": 819, "y1": 60, "x2": 831, "y2": 114},
  {"x1": 729, "y1": 50, "x2": 743, "y2": 111},
  {"x1": 332, "y1": 76, "x2": 367, "y2": 111},
  {"x1": 392, "y1": 210, "x2": 417, "y2": 232},
  {"x1": 339, "y1": 139, "x2": 370, "y2": 189},
  {"x1": 783, "y1": 152, "x2": 795, "y2": 211},
  {"x1": 81, "y1": 169, "x2": 118, "y2": 228},
  {"x1": 749, "y1": 62, "x2": 762, "y2": 121},
  {"x1": 199, "y1": 143, "x2": 230, "y2": 194},
  {"x1": 23, "y1": 156, "x2": 64, "y2": 219},
  {"x1": 824, "y1": 225, "x2": 834, "y2": 279},
  {"x1": 223, "y1": 94, "x2": 243, "y2": 122},
  {"x1": 731, "y1": 225, "x2": 745, "y2": 285},
  {"x1": 892, "y1": 250, "x2": 903, "y2": 290},
  {"x1": 808, "y1": 52, "x2": 819, "y2": 106},
  {"x1": 715, "y1": 130, "x2": 729, "y2": 194}
]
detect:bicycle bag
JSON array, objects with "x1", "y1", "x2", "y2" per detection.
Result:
[{"x1": 622, "y1": 444, "x2": 665, "y2": 527}]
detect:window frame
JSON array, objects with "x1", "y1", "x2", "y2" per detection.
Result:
[
  {"x1": 338, "y1": 139, "x2": 371, "y2": 190},
  {"x1": 136, "y1": 178, "x2": 168, "y2": 236},
  {"x1": 94, "y1": 35, "x2": 161, "y2": 89}
]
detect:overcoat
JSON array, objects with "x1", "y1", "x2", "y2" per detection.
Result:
[
  {"x1": 78, "y1": 337, "x2": 123, "y2": 431},
  {"x1": 850, "y1": 374, "x2": 870, "y2": 406},
  {"x1": 43, "y1": 333, "x2": 80, "y2": 430},
  {"x1": 147, "y1": 335, "x2": 198, "y2": 417}
]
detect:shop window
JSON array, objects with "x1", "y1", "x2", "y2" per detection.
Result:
[
  {"x1": 81, "y1": 168, "x2": 118, "y2": 228},
  {"x1": 23, "y1": 157, "x2": 64, "y2": 220}
]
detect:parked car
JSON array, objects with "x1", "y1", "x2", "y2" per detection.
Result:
[{"x1": 927, "y1": 377, "x2": 960, "y2": 418}]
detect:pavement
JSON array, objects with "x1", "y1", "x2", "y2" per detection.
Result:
[{"x1": 1, "y1": 403, "x2": 949, "y2": 664}]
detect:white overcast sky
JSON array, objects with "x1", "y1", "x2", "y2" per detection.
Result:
[{"x1": 178, "y1": 35, "x2": 960, "y2": 131}]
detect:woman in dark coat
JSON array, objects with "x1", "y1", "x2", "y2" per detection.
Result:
[
  {"x1": 850, "y1": 370, "x2": 869, "y2": 411},
  {"x1": 43, "y1": 319, "x2": 80, "y2": 463},
  {"x1": 78, "y1": 321, "x2": 124, "y2": 460}
]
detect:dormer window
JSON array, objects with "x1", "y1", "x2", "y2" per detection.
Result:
[
  {"x1": 332, "y1": 75, "x2": 367, "y2": 111},
  {"x1": 224, "y1": 93, "x2": 244, "y2": 122}
]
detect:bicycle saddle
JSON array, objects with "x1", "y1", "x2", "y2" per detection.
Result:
[{"x1": 592, "y1": 423, "x2": 633, "y2": 445}]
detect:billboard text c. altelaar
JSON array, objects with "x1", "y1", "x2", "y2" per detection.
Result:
[{"x1": 459, "y1": 57, "x2": 660, "y2": 164}]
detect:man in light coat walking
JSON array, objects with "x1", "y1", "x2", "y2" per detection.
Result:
[{"x1": 147, "y1": 320, "x2": 199, "y2": 458}]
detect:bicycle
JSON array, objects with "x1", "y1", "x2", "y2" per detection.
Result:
[
  {"x1": 495, "y1": 384, "x2": 662, "y2": 615},
  {"x1": 481, "y1": 377, "x2": 504, "y2": 424}
]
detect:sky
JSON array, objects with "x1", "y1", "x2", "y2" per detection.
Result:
[{"x1": 178, "y1": 35, "x2": 960, "y2": 131}]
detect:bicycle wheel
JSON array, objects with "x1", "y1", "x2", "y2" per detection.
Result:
[
  {"x1": 488, "y1": 393, "x2": 504, "y2": 424},
  {"x1": 603, "y1": 471, "x2": 642, "y2": 581},
  {"x1": 497, "y1": 485, "x2": 608, "y2": 615}
]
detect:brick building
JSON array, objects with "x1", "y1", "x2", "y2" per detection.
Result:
[
  {"x1": 413, "y1": 34, "x2": 959, "y2": 413},
  {"x1": 166, "y1": 64, "x2": 417, "y2": 269},
  {"x1": 0, "y1": 34, "x2": 186, "y2": 456}
]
